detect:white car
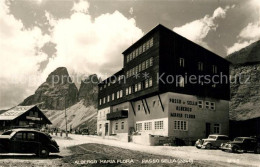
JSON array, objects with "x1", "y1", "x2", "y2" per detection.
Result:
[{"x1": 195, "y1": 134, "x2": 230, "y2": 149}]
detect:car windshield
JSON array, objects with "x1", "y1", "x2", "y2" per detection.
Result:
[
  {"x1": 1, "y1": 131, "x2": 13, "y2": 135},
  {"x1": 234, "y1": 138, "x2": 244, "y2": 142},
  {"x1": 208, "y1": 136, "x2": 217, "y2": 139}
]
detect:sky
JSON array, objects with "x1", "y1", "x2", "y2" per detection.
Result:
[{"x1": 0, "y1": 0, "x2": 259, "y2": 109}]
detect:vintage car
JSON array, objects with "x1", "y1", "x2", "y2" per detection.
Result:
[
  {"x1": 81, "y1": 128, "x2": 89, "y2": 135},
  {"x1": 220, "y1": 137, "x2": 260, "y2": 154},
  {"x1": 195, "y1": 134, "x2": 230, "y2": 149},
  {"x1": 0, "y1": 129, "x2": 59, "y2": 158}
]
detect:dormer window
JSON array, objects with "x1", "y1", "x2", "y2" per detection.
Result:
[
  {"x1": 213, "y1": 65, "x2": 217, "y2": 73},
  {"x1": 179, "y1": 58, "x2": 185, "y2": 67},
  {"x1": 198, "y1": 62, "x2": 203, "y2": 71}
]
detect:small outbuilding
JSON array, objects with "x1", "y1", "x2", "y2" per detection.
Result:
[{"x1": 0, "y1": 105, "x2": 51, "y2": 130}]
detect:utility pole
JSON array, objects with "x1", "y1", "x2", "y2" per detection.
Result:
[{"x1": 65, "y1": 96, "x2": 68, "y2": 138}]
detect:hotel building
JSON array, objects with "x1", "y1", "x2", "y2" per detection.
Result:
[{"x1": 97, "y1": 24, "x2": 230, "y2": 145}]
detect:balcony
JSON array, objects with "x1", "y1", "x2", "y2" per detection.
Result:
[{"x1": 107, "y1": 110, "x2": 128, "y2": 120}]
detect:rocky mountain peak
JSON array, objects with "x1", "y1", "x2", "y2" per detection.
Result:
[
  {"x1": 227, "y1": 40, "x2": 260, "y2": 121},
  {"x1": 46, "y1": 67, "x2": 72, "y2": 85},
  {"x1": 78, "y1": 74, "x2": 99, "y2": 107},
  {"x1": 21, "y1": 67, "x2": 78, "y2": 110}
]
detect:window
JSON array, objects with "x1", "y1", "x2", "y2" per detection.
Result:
[
  {"x1": 198, "y1": 100, "x2": 203, "y2": 109},
  {"x1": 145, "y1": 79, "x2": 149, "y2": 88},
  {"x1": 99, "y1": 99, "x2": 102, "y2": 105},
  {"x1": 149, "y1": 38, "x2": 153, "y2": 47},
  {"x1": 146, "y1": 60, "x2": 149, "y2": 69},
  {"x1": 142, "y1": 62, "x2": 146, "y2": 71},
  {"x1": 133, "y1": 50, "x2": 136, "y2": 58},
  {"x1": 144, "y1": 122, "x2": 152, "y2": 130},
  {"x1": 139, "y1": 46, "x2": 142, "y2": 55},
  {"x1": 135, "y1": 66, "x2": 139, "y2": 74},
  {"x1": 205, "y1": 101, "x2": 210, "y2": 109},
  {"x1": 130, "y1": 53, "x2": 133, "y2": 61},
  {"x1": 115, "y1": 123, "x2": 118, "y2": 130},
  {"x1": 129, "y1": 69, "x2": 132, "y2": 77},
  {"x1": 121, "y1": 122, "x2": 124, "y2": 130},
  {"x1": 120, "y1": 90, "x2": 123, "y2": 98},
  {"x1": 135, "y1": 49, "x2": 139, "y2": 57},
  {"x1": 174, "y1": 120, "x2": 188, "y2": 131},
  {"x1": 136, "y1": 123, "x2": 142, "y2": 131},
  {"x1": 107, "y1": 95, "x2": 110, "y2": 102},
  {"x1": 146, "y1": 41, "x2": 150, "y2": 50},
  {"x1": 138, "y1": 104, "x2": 141, "y2": 111},
  {"x1": 213, "y1": 65, "x2": 217, "y2": 73},
  {"x1": 112, "y1": 93, "x2": 115, "y2": 101},
  {"x1": 99, "y1": 124, "x2": 102, "y2": 129},
  {"x1": 129, "y1": 86, "x2": 132, "y2": 94},
  {"x1": 117, "y1": 91, "x2": 119, "y2": 99},
  {"x1": 132, "y1": 68, "x2": 136, "y2": 75},
  {"x1": 210, "y1": 102, "x2": 215, "y2": 110},
  {"x1": 135, "y1": 84, "x2": 138, "y2": 92},
  {"x1": 198, "y1": 62, "x2": 203, "y2": 71},
  {"x1": 149, "y1": 78, "x2": 153, "y2": 87},
  {"x1": 138, "y1": 82, "x2": 142, "y2": 91},
  {"x1": 27, "y1": 132, "x2": 36, "y2": 141},
  {"x1": 179, "y1": 58, "x2": 185, "y2": 67},
  {"x1": 178, "y1": 76, "x2": 185, "y2": 87},
  {"x1": 126, "y1": 88, "x2": 129, "y2": 96},
  {"x1": 14, "y1": 132, "x2": 25, "y2": 141},
  {"x1": 127, "y1": 55, "x2": 129, "y2": 63},
  {"x1": 150, "y1": 57, "x2": 153, "y2": 66},
  {"x1": 143, "y1": 44, "x2": 146, "y2": 52},
  {"x1": 213, "y1": 124, "x2": 220, "y2": 134},
  {"x1": 155, "y1": 121, "x2": 163, "y2": 130},
  {"x1": 212, "y1": 84, "x2": 216, "y2": 88},
  {"x1": 139, "y1": 64, "x2": 142, "y2": 72},
  {"x1": 103, "y1": 97, "x2": 106, "y2": 104}
]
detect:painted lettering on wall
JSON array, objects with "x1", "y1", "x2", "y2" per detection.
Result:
[
  {"x1": 176, "y1": 106, "x2": 192, "y2": 112},
  {"x1": 170, "y1": 98, "x2": 198, "y2": 106},
  {"x1": 170, "y1": 113, "x2": 182, "y2": 118},
  {"x1": 170, "y1": 113, "x2": 195, "y2": 119},
  {"x1": 169, "y1": 98, "x2": 181, "y2": 104}
]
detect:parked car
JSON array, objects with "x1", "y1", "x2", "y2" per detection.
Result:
[
  {"x1": 0, "y1": 129, "x2": 59, "y2": 158},
  {"x1": 195, "y1": 134, "x2": 230, "y2": 149},
  {"x1": 220, "y1": 137, "x2": 260, "y2": 154},
  {"x1": 81, "y1": 128, "x2": 89, "y2": 135}
]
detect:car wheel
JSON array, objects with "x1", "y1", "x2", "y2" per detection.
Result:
[
  {"x1": 38, "y1": 147, "x2": 49, "y2": 158},
  {"x1": 254, "y1": 147, "x2": 260, "y2": 154},
  {"x1": 232, "y1": 146, "x2": 239, "y2": 153},
  {"x1": 205, "y1": 143, "x2": 212, "y2": 149}
]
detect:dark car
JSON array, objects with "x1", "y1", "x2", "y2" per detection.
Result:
[
  {"x1": 0, "y1": 129, "x2": 59, "y2": 158},
  {"x1": 81, "y1": 128, "x2": 89, "y2": 135},
  {"x1": 220, "y1": 137, "x2": 260, "y2": 154}
]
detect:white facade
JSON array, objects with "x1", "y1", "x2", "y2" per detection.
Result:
[{"x1": 97, "y1": 92, "x2": 229, "y2": 145}]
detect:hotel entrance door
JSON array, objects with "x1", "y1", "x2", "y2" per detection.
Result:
[
  {"x1": 206, "y1": 123, "x2": 211, "y2": 137},
  {"x1": 105, "y1": 123, "x2": 109, "y2": 136}
]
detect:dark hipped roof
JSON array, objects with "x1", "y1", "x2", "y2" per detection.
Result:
[
  {"x1": 122, "y1": 24, "x2": 231, "y2": 64},
  {"x1": 0, "y1": 105, "x2": 52, "y2": 124}
]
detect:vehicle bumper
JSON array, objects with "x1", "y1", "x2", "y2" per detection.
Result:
[{"x1": 220, "y1": 146, "x2": 232, "y2": 151}]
